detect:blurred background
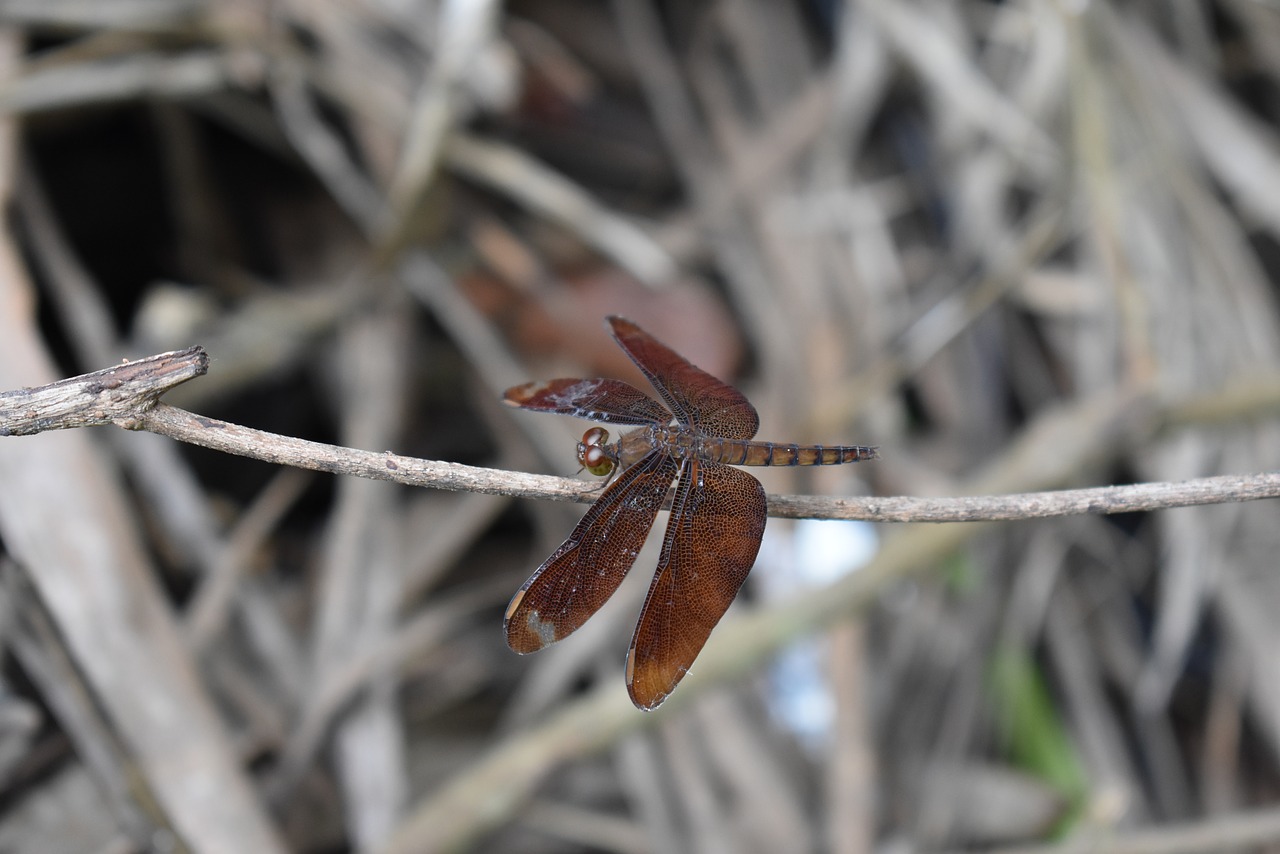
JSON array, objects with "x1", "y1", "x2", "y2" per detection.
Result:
[{"x1": 3, "y1": 0, "x2": 1280, "y2": 851}]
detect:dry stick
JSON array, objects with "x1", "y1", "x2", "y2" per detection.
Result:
[
  {"x1": 0, "y1": 346, "x2": 207, "y2": 435},
  {"x1": 3, "y1": 348, "x2": 1280, "y2": 524},
  {"x1": 133, "y1": 407, "x2": 1280, "y2": 521}
]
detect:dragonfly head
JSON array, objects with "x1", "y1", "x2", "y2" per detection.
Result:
[{"x1": 577, "y1": 427, "x2": 616, "y2": 477}]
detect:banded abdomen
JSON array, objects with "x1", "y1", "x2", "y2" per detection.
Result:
[{"x1": 699, "y1": 437, "x2": 878, "y2": 467}]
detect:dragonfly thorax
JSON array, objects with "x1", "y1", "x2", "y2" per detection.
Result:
[{"x1": 646, "y1": 423, "x2": 698, "y2": 459}]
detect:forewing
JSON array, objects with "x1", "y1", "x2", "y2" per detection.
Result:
[
  {"x1": 607, "y1": 316, "x2": 759, "y2": 440},
  {"x1": 625, "y1": 460, "x2": 768, "y2": 709},
  {"x1": 505, "y1": 451, "x2": 680, "y2": 653},
  {"x1": 504, "y1": 377, "x2": 671, "y2": 425}
]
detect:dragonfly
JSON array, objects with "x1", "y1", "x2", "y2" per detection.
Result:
[{"x1": 503, "y1": 316, "x2": 877, "y2": 710}]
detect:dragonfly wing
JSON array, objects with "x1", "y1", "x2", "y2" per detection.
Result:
[
  {"x1": 505, "y1": 451, "x2": 679, "y2": 653},
  {"x1": 504, "y1": 377, "x2": 672, "y2": 425},
  {"x1": 607, "y1": 316, "x2": 759, "y2": 440},
  {"x1": 625, "y1": 460, "x2": 767, "y2": 709}
]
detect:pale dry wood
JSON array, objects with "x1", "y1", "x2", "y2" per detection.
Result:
[
  {"x1": 1070, "y1": 2, "x2": 1280, "y2": 745},
  {"x1": 445, "y1": 133, "x2": 676, "y2": 284},
  {"x1": 0, "y1": 0, "x2": 197, "y2": 28},
  {"x1": 314, "y1": 309, "x2": 410, "y2": 849},
  {"x1": 616, "y1": 735, "x2": 682, "y2": 853},
  {"x1": 0, "y1": 347, "x2": 207, "y2": 435},
  {"x1": 267, "y1": 577, "x2": 508, "y2": 801},
  {"x1": 1045, "y1": 584, "x2": 1138, "y2": 826},
  {"x1": 1216, "y1": 571, "x2": 1280, "y2": 779},
  {"x1": 0, "y1": 565, "x2": 155, "y2": 846},
  {"x1": 182, "y1": 467, "x2": 311, "y2": 651},
  {"x1": 396, "y1": 251, "x2": 571, "y2": 468},
  {"x1": 16, "y1": 167, "x2": 231, "y2": 585},
  {"x1": 663, "y1": 718, "x2": 732, "y2": 854},
  {"x1": 271, "y1": 58, "x2": 390, "y2": 234},
  {"x1": 610, "y1": 0, "x2": 802, "y2": 408},
  {"x1": 16, "y1": 170, "x2": 117, "y2": 363},
  {"x1": 15, "y1": 150, "x2": 325, "y2": 835},
  {"x1": 858, "y1": 0, "x2": 1054, "y2": 159},
  {"x1": 0, "y1": 50, "x2": 236, "y2": 115},
  {"x1": 385, "y1": 0, "x2": 499, "y2": 225},
  {"x1": 694, "y1": 694, "x2": 812, "y2": 854},
  {"x1": 825, "y1": 622, "x2": 874, "y2": 854},
  {"x1": 0, "y1": 34, "x2": 285, "y2": 851}
]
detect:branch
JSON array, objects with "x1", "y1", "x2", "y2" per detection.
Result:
[
  {"x1": 0, "y1": 346, "x2": 207, "y2": 435},
  {"x1": 126, "y1": 409, "x2": 1280, "y2": 521},
  {"x1": 783, "y1": 474, "x2": 1280, "y2": 521},
  {"x1": 3, "y1": 347, "x2": 1279, "y2": 522}
]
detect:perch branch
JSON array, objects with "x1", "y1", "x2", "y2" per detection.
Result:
[{"x1": 3, "y1": 347, "x2": 1280, "y2": 522}]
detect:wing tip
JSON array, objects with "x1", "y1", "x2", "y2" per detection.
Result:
[
  {"x1": 625, "y1": 649, "x2": 682, "y2": 711},
  {"x1": 606, "y1": 315, "x2": 635, "y2": 337}
]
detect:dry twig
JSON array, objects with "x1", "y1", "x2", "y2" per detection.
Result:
[{"x1": 3, "y1": 350, "x2": 1278, "y2": 525}]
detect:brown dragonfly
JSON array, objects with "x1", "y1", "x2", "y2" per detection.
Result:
[{"x1": 504, "y1": 316, "x2": 877, "y2": 709}]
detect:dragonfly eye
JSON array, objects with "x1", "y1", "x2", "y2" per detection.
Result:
[{"x1": 577, "y1": 434, "x2": 615, "y2": 477}]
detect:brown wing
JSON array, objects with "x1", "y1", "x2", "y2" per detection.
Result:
[
  {"x1": 505, "y1": 451, "x2": 680, "y2": 653},
  {"x1": 607, "y1": 316, "x2": 759, "y2": 440},
  {"x1": 504, "y1": 377, "x2": 672, "y2": 425},
  {"x1": 625, "y1": 459, "x2": 767, "y2": 709}
]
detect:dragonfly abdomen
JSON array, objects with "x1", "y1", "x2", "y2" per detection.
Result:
[{"x1": 703, "y1": 438, "x2": 878, "y2": 466}]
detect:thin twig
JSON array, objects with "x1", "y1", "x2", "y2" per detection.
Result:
[
  {"x1": 783, "y1": 475, "x2": 1280, "y2": 522},
  {"x1": 3, "y1": 349, "x2": 1280, "y2": 523},
  {"x1": 132, "y1": 406, "x2": 1280, "y2": 521},
  {"x1": 129, "y1": 406, "x2": 1280, "y2": 522}
]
